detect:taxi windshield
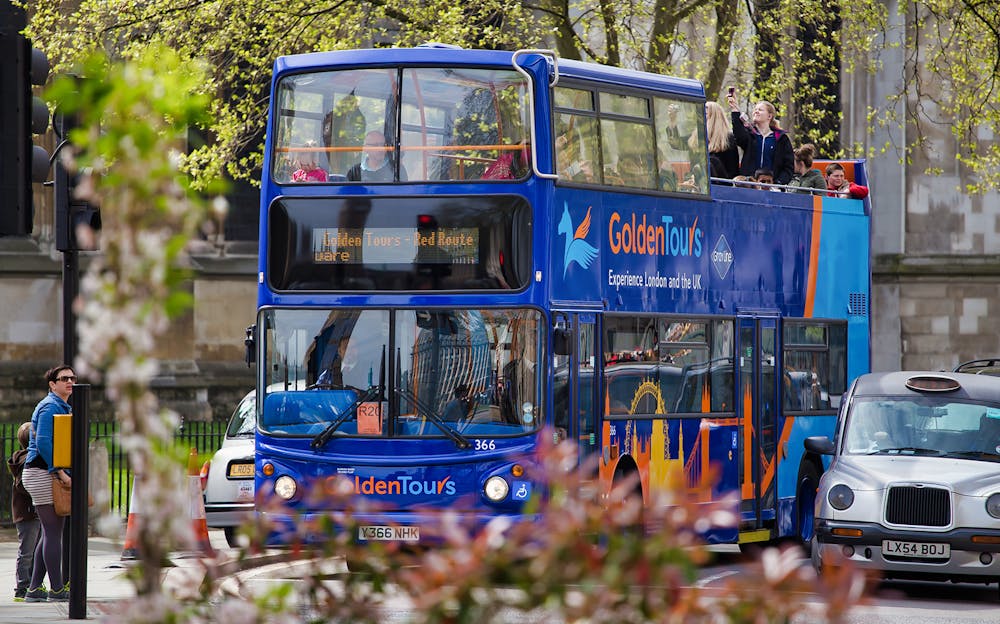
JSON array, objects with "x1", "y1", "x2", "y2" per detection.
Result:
[
  {"x1": 843, "y1": 397, "x2": 1000, "y2": 460},
  {"x1": 259, "y1": 308, "x2": 542, "y2": 438}
]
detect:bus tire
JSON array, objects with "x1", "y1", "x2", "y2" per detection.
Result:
[
  {"x1": 612, "y1": 463, "x2": 643, "y2": 533},
  {"x1": 796, "y1": 459, "x2": 821, "y2": 557}
]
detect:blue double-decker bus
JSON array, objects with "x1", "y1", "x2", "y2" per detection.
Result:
[{"x1": 253, "y1": 45, "x2": 871, "y2": 549}]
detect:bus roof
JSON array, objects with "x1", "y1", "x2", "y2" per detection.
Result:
[
  {"x1": 274, "y1": 47, "x2": 705, "y2": 100},
  {"x1": 556, "y1": 58, "x2": 704, "y2": 99}
]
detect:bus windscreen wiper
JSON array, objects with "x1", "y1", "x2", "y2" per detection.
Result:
[
  {"x1": 394, "y1": 386, "x2": 472, "y2": 450},
  {"x1": 310, "y1": 384, "x2": 381, "y2": 449}
]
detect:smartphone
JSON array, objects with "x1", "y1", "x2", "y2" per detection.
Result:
[{"x1": 727, "y1": 86, "x2": 735, "y2": 97}]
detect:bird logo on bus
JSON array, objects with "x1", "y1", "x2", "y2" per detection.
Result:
[{"x1": 558, "y1": 204, "x2": 599, "y2": 277}]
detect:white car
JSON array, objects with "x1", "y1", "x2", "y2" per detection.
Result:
[
  {"x1": 202, "y1": 390, "x2": 255, "y2": 547},
  {"x1": 807, "y1": 371, "x2": 1000, "y2": 590}
]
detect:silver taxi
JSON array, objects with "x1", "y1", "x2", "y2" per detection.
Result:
[
  {"x1": 806, "y1": 371, "x2": 1000, "y2": 588},
  {"x1": 202, "y1": 390, "x2": 255, "y2": 547}
]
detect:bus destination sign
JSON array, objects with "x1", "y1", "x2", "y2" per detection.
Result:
[{"x1": 312, "y1": 227, "x2": 479, "y2": 265}]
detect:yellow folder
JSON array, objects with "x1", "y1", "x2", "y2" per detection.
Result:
[{"x1": 52, "y1": 413, "x2": 72, "y2": 468}]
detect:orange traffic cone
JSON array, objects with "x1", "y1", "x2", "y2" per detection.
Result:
[
  {"x1": 186, "y1": 448, "x2": 215, "y2": 558},
  {"x1": 121, "y1": 478, "x2": 141, "y2": 560}
]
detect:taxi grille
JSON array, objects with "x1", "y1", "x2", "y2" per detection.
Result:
[{"x1": 885, "y1": 486, "x2": 950, "y2": 527}]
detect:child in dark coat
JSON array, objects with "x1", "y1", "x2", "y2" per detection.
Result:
[{"x1": 7, "y1": 422, "x2": 42, "y2": 601}]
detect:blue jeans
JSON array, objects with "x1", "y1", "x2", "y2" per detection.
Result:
[{"x1": 15, "y1": 519, "x2": 41, "y2": 593}]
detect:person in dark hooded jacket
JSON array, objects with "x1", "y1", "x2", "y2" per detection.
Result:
[{"x1": 727, "y1": 90, "x2": 794, "y2": 185}]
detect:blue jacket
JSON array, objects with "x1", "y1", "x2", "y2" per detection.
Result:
[{"x1": 26, "y1": 391, "x2": 72, "y2": 473}]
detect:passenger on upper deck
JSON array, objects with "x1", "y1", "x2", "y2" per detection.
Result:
[
  {"x1": 705, "y1": 102, "x2": 738, "y2": 179},
  {"x1": 347, "y1": 131, "x2": 407, "y2": 182},
  {"x1": 753, "y1": 168, "x2": 781, "y2": 191},
  {"x1": 825, "y1": 162, "x2": 869, "y2": 199},
  {"x1": 290, "y1": 140, "x2": 328, "y2": 183},
  {"x1": 727, "y1": 89, "x2": 794, "y2": 185},
  {"x1": 788, "y1": 144, "x2": 826, "y2": 193}
]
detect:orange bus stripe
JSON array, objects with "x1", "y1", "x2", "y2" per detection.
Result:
[{"x1": 804, "y1": 195, "x2": 823, "y2": 318}]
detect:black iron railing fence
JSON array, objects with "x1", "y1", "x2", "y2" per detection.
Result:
[{"x1": 0, "y1": 419, "x2": 227, "y2": 527}]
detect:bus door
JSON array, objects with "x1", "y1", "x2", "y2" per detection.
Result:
[
  {"x1": 736, "y1": 314, "x2": 778, "y2": 539},
  {"x1": 551, "y1": 311, "x2": 600, "y2": 467}
]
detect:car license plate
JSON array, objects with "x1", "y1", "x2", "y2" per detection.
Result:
[
  {"x1": 882, "y1": 539, "x2": 950, "y2": 559},
  {"x1": 236, "y1": 481, "x2": 254, "y2": 502},
  {"x1": 228, "y1": 462, "x2": 254, "y2": 478},
  {"x1": 358, "y1": 525, "x2": 420, "y2": 542}
]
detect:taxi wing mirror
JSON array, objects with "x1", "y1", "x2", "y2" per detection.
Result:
[{"x1": 804, "y1": 435, "x2": 835, "y2": 455}]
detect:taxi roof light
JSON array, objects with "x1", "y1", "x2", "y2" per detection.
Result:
[{"x1": 905, "y1": 375, "x2": 961, "y2": 393}]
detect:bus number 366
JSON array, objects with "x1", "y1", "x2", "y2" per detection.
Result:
[{"x1": 475, "y1": 439, "x2": 497, "y2": 451}]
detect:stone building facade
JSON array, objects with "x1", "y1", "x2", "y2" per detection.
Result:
[
  {"x1": 842, "y1": 0, "x2": 1000, "y2": 373},
  {"x1": 3, "y1": 11, "x2": 998, "y2": 421},
  {"x1": 0, "y1": 224, "x2": 257, "y2": 423}
]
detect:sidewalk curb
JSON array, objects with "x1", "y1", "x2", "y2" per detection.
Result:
[
  {"x1": 216, "y1": 555, "x2": 344, "y2": 598},
  {"x1": 162, "y1": 549, "x2": 300, "y2": 600}
]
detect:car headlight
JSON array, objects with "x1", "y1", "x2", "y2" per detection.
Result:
[
  {"x1": 987, "y1": 493, "x2": 1000, "y2": 519},
  {"x1": 274, "y1": 475, "x2": 297, "y2": 500},
  {"x1": 828, "y1": 484, "x2": 855, "y2": 510},
  {"x1": 484, "y1": 476, "x2": 509, "y2": 502}
]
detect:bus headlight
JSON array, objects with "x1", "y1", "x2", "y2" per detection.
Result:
[
  {"x1": 986, "y1": 493, "x2": 1000, "y2": 519},
  {"x1": 828, "y1": 484, "x2": 855, "y2": 510},
  {"x1": 484, "y1": 476, "x2": 509, "y2": 502},
  {"x1": 275, "y1": 475, "x2": 298, "y2": 500}
]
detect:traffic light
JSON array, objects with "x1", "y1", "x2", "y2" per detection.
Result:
[
  {"x1": 0, "y1": 4, "x2": 50, "y2": 235},
  {"x1": 54, "y1": 110, "x2": 101, "y2": 252}
]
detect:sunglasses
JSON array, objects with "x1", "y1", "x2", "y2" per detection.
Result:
[{"x1": 56, "y1": 375, "x2": 77, "y2": 383}]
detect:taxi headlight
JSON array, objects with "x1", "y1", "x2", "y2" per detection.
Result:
[
  {"x1": 828, "y1": 484, "x2": 855, "y2": 510},
  {"x1": 986, "y1": 493, "x2": 1000, "y2": 519},
  {"x1": 484, "y1": 476, "x2": 509, "y2": 502},
  {"x1": 274, "y1": 475, "x2": 297, "y2": 500}
]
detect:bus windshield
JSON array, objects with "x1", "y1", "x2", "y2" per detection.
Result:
[
  {"x1": 272, "y1": 66, "x2": 530, "y2": 184},
  {"x1": 260, "y1": 308, "x2": 542, "y2": 438}
]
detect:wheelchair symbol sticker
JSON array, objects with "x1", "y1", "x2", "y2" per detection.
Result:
[{"x1": 512, "y1": 481, "x2": 531, "y2": 501}]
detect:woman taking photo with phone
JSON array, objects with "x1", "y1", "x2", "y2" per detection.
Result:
[{"x1": 727, "y1": 87, "x2": 794, "y2": 185}]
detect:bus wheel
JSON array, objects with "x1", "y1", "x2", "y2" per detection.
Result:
[
  {"x1": 611, "y1": 470, "x2": 643, "y2": 534},
  {"x1": 796, "y1": 460, "x2": 820, "y2": 556},
  {"x1": 224, "y1": 527, "x2": 239, "y2": 548}
]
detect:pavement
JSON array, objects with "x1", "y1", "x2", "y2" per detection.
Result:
[{"x1": 0, "y1": 527, "x2": 267, "y2": 623}]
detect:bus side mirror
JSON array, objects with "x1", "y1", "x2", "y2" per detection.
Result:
[
  {"x1": 553, "y1": 327, "x2": 572, "y2": 356},
  {"x1": 244, "y1": 324, "x2": 256, "y2": 367},
  {"x1": 804, "y1": 436, "x2": 835, "y2": 455}
]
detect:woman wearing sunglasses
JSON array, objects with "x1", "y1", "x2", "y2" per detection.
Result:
[{"x1": 20, "y1": 365, "x2": 76, "y2": 602}]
